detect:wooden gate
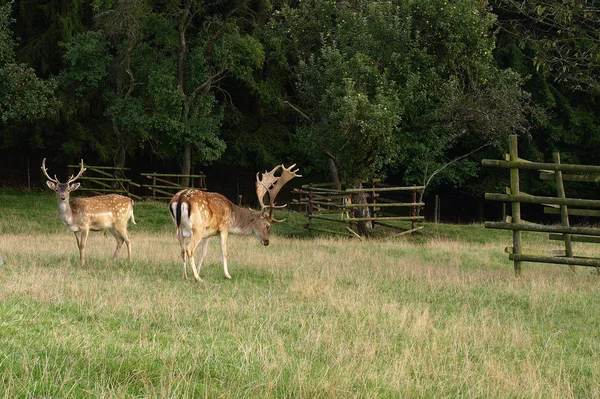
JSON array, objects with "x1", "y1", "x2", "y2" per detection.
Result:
[{"x1": 293, "y1": 180, "x2": 425, "y2": 238}]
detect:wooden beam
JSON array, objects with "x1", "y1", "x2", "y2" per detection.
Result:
[
  {"x1": 485, "y1": 193, "x2": 600, "y2": 208},
  {"x1": 482, "y1": 159, "x2": 600, "y2": 174},
  {"x1": 509, "y1": 254, "x2": 600, "y2": 268},
  {"x1": 485, "y1": 221, "x2": 600, "y2": 237}
]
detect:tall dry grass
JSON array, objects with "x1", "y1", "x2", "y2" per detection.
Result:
[{"x1": 1, "y1": 227, "x2": 599, "y2": 397}]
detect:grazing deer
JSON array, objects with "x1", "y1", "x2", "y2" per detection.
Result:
[
  {"x1": 42, "y1": 159, "x2": 136, "y2": 266},
  {"x1": 169, "y1": 164, "x2": 301, "y2": 281}
]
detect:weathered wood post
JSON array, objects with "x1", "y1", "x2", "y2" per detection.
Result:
[
  {"x1": 152, "y1": 173, "x2": 157, "y2": 200},
  {"x1": 308, "y1": 183, "x2": 314, "y2": 228},
  {"x1": 371, "y1": 179, "x2": 377, "y2": 223},
  {"x1": 434, "y1": 194, "x2": 439, "y2": 224},
  {"x1": 509, "y1": 135, "x2": 523, "y2": 276},
  {"x1": 553, "y1": 152, "x2": 574, "y2": 272},
  {"x1": 411, "y1": 186, "x2": 417, "y2": 232}
]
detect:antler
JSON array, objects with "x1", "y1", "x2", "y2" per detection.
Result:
[
  {"x1": 41, "y1": 158, "x2": 86, "y2": 184},
  {"x1": 66, "y1": 160, "x2": 86, "y2": 185},
  {"x1": 41, "y1": 158, "x2": 59, "y2": 183},
  {"x1": 256, "y1": 163, "x2": 302, "y2": 221}
]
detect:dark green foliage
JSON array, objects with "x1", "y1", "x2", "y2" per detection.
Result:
[
  {"x1": 269, "y1": 0, "x2": 533, "y2": 189},
  {"x1": 0, "y1": 0, "x2": 600, "y2": 214},
  {"x1": 0, "y1": 3, "x2": 58, "y2": 125}
]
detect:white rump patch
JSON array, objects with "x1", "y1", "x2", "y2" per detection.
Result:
[{"x1": 180, "y1": 202, "x2": 193, "y2": 238}]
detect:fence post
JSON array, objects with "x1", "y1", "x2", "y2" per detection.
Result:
[
  {"x1": 308, "y1": 183, "x2": 314, "y2": 227},
  {"x1": 411, "y1": 186, "x2": 417, "y2": 232},
  {"x1": 434, "y1": 194, "x2": 439, "y2": 224},
  {"x1": 371, "y1": 179, "x2": 377, "y2": 224},
  {"x1": 509, "y1": 135, "x2": 523, "y2": 276},
  {"x1": 152, "y1": 173, "x2": 156, "y2": 200},
  {"x1": 553, "y1": 152, "x2": 574, "y2": 271}
]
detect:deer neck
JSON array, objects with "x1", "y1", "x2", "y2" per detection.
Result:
[
  {"x1": 230, "y1": 205, "x2": 263, "y2": 235},
  {"x1": 57, "y1": 199, "x2": 76, "y2": 229}
]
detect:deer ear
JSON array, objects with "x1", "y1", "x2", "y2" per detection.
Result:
[
  {"x1": 46, "y1": 181, "x2": 56, "y2": 190},
  {"x1": 69, "y1": 182, "x2": 81, "y2": 191}
]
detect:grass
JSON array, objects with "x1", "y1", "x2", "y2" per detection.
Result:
[{"x1": 1, "y1": 189, "x2": 599, "y2": 397}]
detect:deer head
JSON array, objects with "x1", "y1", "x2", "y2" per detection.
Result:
[
  {"x1": 42, "y1": 158, "x2": 86, "y2": 202},
  {"x1": 256, "y1": 163, "x2": 302, "y2": 223}
]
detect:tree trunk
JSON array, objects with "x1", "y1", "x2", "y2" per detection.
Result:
[
  {"x1": 111, "y1": 116, "x2": 127, "y2": 190},
  {"x1": 351, "y1": 183, "x2": 373, "y2": 236},
  {"x1": 115, "y1": 143, "x2": 126, "y2": 173},
  {"x1": 181, "y1": 144, "x2": 191, "y2": 187},
  {"x1": 178, "y1": 3, "x2": 191, "y2": 188},
  {"x1": 327, "y1": 156, "x2": 341, "y2": 190}
]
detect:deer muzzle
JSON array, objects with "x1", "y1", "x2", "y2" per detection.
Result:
[{"x1": 262, "y1": 239, "x2": 269, "y2": 246}]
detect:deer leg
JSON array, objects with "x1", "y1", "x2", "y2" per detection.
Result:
[
  {"x1": 109, "y1": 227, "x2": 125, "y2": 260},
  {"x1": 78, "y1": 229, "x2": 89, "y2": 266},
  {"x1": 196, "y1": 238, "x2": 209, "y2": 274},
  {"x1": 113, "y1": 224, "x2": 132, "y2": 262},
  {"x1": 73, "y1": 232, "x2": 82, "y2": 263},
  {"x1": 177, "y1": 231, "x2": 188, "y2": 280},
  {"x1": 219, "y1": 232, "x2": 232, "y2": 280},
  {"x1": 186, "y1": 233, "x2": 204, "y2": 282}
]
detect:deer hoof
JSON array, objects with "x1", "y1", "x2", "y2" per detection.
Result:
[{"x1": 224, "y1": 274, "x2": 232, "y2": 280}]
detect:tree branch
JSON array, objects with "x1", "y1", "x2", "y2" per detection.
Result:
[{"x1": 283, "y1": 100, "x2": 311, "y2": 121}]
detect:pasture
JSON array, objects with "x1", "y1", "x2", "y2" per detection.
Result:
[{"x1": 0, "y1": 189, "x2": 599, "y2": 397}]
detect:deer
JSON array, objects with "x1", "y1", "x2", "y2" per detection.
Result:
[
  {"x1": 42, "y1": 158, "x2": 136, "y2": 266},
  {"x1": 169, "y1": 164, "x2": 301, "y2": 281}
]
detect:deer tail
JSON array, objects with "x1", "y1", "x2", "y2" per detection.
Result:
[
  {"x1": 130, "y1": 199, "x2": 137, "y2": 225},
  {"x1": 175, "y1": 201, "x2": 184, "y2": 227}
]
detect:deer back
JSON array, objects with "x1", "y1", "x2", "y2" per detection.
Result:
[
  {"x1": 70, "y1": 194, "x2": 135, "y2": 231},
  {"x1": 170, "y1": 190, "x2": 269, "y2": 239}
]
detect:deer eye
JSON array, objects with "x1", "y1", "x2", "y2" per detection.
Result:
[{"x1": 266, "y1": 224, "x2": 270, "y2": 231}]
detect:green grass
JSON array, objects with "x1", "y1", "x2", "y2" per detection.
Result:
[{"x1": 1, "y1": 189, "x2": 599, "y2": 397}]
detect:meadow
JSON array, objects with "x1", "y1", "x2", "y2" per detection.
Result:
[{"x1": 1, "y1": 189, "x2": 599, "y2": 398}]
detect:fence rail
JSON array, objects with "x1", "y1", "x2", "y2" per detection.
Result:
[
  {"x1": 67, "y1": 164, "x2": 142, "y2": 200},
  {"x1": 140, "y1": 172, "x2": 206, "y2": 201},
  {"x1": 65, "y1": 164, "x2": 207, "y2": 201},
  {"x1": 482, "y1": 135, "x2": 600, "y2": 275}
]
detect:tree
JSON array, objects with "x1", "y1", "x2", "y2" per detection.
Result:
[
  {"x1": 57, "y1": 0, "x2": 151, "y2": 169},
  {"x1": 0, "y1": 2, "x2": 57, "y2": 127},
  {"x1": 269, "y1": 0, "x2": 533, "y2": 232},
  {"x1": 491, "y1": 0, "x2": 600, "y2": 201},
  {"x1": 144, "y1": 0, "x2": 265, "y2": 185},
  {"x1": 492, "y1": 0, "x2": 600, "y2": 93}
]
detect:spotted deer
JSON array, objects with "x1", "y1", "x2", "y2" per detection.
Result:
[
  {"x1": 169, "y1": 164, "x2": 301, "y2": 281},
  {"x1": 42, "y1": 159, "x2": 136, "y2": 266}
]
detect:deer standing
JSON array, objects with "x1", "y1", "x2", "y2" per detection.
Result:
[
  {"x1": 42, "y1": 159, "x2": 136, "y2": 266},
  {"x1": 169, "y1": 164, "x2": 301, "y2": 281}
]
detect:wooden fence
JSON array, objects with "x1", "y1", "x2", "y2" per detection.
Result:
[
  {"x1": 67, "y1": 164, "x2": 206, "y2": 201},
  {"x1": 482, "y1": 135, "x2": 600, "y2": 275},
  {"x1": 140, "y1": 172, "x2": 206, "y2": 201},
  {"x1": 67, "y1": 164, "x2": 142, "y2": 200},
  {"x1": 292, "y1": 180, "x2": 425, "y2": 238}
]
